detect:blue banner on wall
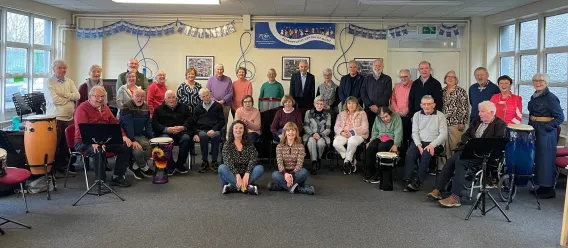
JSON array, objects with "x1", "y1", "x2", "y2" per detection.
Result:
[{"x1": 255, "y1": 22, "x2": 335, "y2": 50}]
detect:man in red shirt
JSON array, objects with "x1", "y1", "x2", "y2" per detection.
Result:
[{"x1": 74, "y1": 86, "x2": 133, "y2": 187}]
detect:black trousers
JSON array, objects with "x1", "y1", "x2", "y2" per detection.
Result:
[
  {"x1": 75, "y1": 142, "x2": 132, "y2": 181},
  {"x1": 365, "y1": 139, "x2": 394, "y2": 178}
]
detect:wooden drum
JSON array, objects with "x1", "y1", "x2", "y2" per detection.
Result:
[{"x1": 23, "y1": 115, "x2": 57, "y2": 175}]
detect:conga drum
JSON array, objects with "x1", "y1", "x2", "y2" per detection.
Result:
[
  {"x1": 505, "y1": 124, "x2": 535, "y2": 186},
  {"x1": 23, "y1": 115, "x2": 57, "y2": 175},
  {"x1": 150, "y1": 137, "x2": 173, "y2": 184},
  {"x1": 0, "y1": 148, "x2": 7, "y2": 177},
  {"x1": 376, "y1": 152, "x2": 399, "y2": 191}
]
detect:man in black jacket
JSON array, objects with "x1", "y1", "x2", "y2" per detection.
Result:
[
  {"x1": 408, "y1": 61, "x2": 443, "y2": 116},
  {"x1": 361, "y1": 59, "x2": 392, "y2": 132},
  {"x1": 338, "y1": 60, "x2": 365, "y2": 107},
  {"x1": 193, "y1": 88, "x2": 225, "y2": 173},
  {"x1": 289, "y1": 60, "x2": 315, "y2": 110},
  {"x1": 152, "y1": 90, "x2": 194, "y2": 175},
  {"x1": 427, "y1": 101, "x2": 506, "y2": 208}
]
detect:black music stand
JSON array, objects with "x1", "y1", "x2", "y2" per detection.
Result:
[
  {"x1": 462, "y1": 138, "x2": 511, "y2": 222},
  {"x1": 73, "y1": 123, "x2": 125, "y2": 206}
]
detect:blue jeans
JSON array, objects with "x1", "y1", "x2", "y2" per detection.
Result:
[
  {"x1": 197, "y1": 130, "x2": 221, "y2": 162},
  {"x1": 249, "y1": 132, "x2": 260, "y2": 143},
  {"x1": 271, "y1": 168, "x2": 309, "y2": 190},
  {"x1": 273, "y1": 129, "x2": 283, "y2": 142},
  {"x1": 218, "y1": 164, "x2": 264, "y2": 186}
]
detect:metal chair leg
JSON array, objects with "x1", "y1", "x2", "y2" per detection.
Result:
[
  {"x1": 83, "y1": 156, "x2": 90, "y2": 189},
  {"x1": 20, "y1": 183, "x2": 29, "y2": 213}
]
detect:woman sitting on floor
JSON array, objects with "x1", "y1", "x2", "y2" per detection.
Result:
[
  {"x1": 364, "y1": 106, "x2": 403, "y2": 183},
  {"x1": 302, "y1": 96, "x2": 331, "y2": 174},
  {"x1": 217, "y1": 120, "x2": 264, "y2": 195},
  {"x1": 268, "y1": 122, "x2": 315, "y2": 195},
  {"x1": 333, "y1": 96, "x2": 369, "y2": 175}
]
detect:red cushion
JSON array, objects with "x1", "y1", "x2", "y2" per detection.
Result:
[
  {"x1": 556, "y1": 157, "x2": 568, "y2": 168},
  {"x1": 557, "y1": 147, "x2": 568, "y2": 157},
  {"x1": 106, "y1": 152, "x2": 116, "y2": 158},
  {"x1": 0, "y1": 168, "x2": 31, "y2": 184}
]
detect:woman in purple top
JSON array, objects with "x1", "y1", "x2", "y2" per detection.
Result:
[
  {"x1": 271, "y1": 95, "x2": 303, "y2": 142},
  {"x1": 206, "y1": 63, "x2": 233, "y2": 131}
]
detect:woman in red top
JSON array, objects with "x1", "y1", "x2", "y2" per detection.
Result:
[{"x1": 490, "y1": 75, "x2": 522, "y2": 124}]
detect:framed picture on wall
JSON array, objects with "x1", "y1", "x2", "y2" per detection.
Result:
[
  {"x1": 354, "y1": 58, "x2": 381, "y2": 76},
  {"x1": 186, "y1": 56, "x2": 214, "y2": 80},
  {"x1": 282, "y1": 56, "x2": 310, "y2": 81}
]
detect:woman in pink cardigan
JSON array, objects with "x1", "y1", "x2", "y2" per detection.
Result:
[
  {"x1": 234, "y1": 95, "x2": 261, "y2": 142},
  {"x1": 490, "y1": 75, "x2": 522, "y2": 125},
  {"x1": 333, "y1": 96, "x2": 368, "y2": 175}
]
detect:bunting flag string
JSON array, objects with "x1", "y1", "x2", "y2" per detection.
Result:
[
  {"x1": 439, "y1": 23, "x2": 460, "y2": 37},
  {"x1": 347, "y1": 24, "x2": 408, "y2": 40},
  {"x1": 75, "y1": 20, "x2": 236, "y2": 39}
]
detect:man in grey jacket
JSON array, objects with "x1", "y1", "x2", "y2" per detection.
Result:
[
  {"x1": 402, "y1": 95, "x2": 447, "y2": 192},
  {"x1": 360, "y1": 59, "x2": 392, "y2": 134}
]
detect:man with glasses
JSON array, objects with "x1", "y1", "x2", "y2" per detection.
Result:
[
  {"x1": 74, "y1": 86, "x2": 133, "y2": 187},
  {"x1": 116, "y1": 58, "x2": 149, "y2": 90},
  {"x1": 402, "y1": 95, "x2": 447, "y2": 192},
  {"x1": 468, "y1": 67, "x2": 499, "y2": 122},
  {"x1": 391, "y1": 69, "x2": 413, "y2": 159}
]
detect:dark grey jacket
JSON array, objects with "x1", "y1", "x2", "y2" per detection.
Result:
[{"x1": 361, "y1": 73, "x2": 392, "y2": 109}]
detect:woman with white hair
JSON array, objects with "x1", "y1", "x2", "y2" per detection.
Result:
[
  {"x1": 303, "y1": 96, "x2": 331, "y2": 174},
  {"x1": 77, "y1": 65, "x2": 111, "y2": 106},
  {"x1": 316, "y1": 68, "x2": 339, "y2": 113},
  {"x1": 259, "y1": 68, "x2": 285, "y2": 110},
  {"x1": 528, "y1": 73, "x2": 565, "y2": 199}
]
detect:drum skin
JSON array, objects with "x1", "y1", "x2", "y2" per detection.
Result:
[
  {"x1": 24, "y1": 117, "x2": 57, "y2": 175},
  {"x1": 505, "y1": 127, "x2": 535, "y2": 186}
]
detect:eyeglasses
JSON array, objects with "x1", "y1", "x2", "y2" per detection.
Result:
[
  {"x1": 421, "y1": 102, "x2": 434, "y2": 106},
  {"x1": 399, "y1": 76, "x2": 409, "y2": 78},
  {"x1": 532, "y1": 80, "x2": 546, "y2": 84},
  {"x1": 91, "y1": 95, "x2": 105, "y2": 99}
]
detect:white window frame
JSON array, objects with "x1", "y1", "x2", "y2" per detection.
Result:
[
  {"x1": 1, "y1": 8, "x2": 54, "y2": 112},
  {"x1": 498, "y1": 10, "x2": 568, "y2": 121}
]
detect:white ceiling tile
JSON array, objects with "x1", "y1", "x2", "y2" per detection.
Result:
[
  {"x1": 274, "y1": 5, "x2": 305, "y2": 10},
  {"x1": 275, "y1": 10, "x2": 305, "y2": 16},
  {"x1": 414, "y1": 11, "x2": 453, "y2": 18},
  {"x1": 443, "y1": 11, "x2": 482, "y2": 17},
  {"x1": 460, "y1": 6, "x2": 496, "y2": 11},
  {"x1": 357, "y1": 10, "x2": 392, "y2": 17},
  {"x1": 274, "y1": 0, "x2": 306, "y2": 6}
]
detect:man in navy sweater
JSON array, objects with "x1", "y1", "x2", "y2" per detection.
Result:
[
  {"x1": 468, "y1": 67, "x2": 500, "y2": 122},
  {"x1": 408, "y1": 61, "x2": 443, "y2": 117}
]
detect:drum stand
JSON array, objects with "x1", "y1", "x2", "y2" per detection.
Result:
[
  {"x1": 465, "y1": 152, "x2": 511, "y2": 222},
  {"x1": 0, "y1": 216, "x2": 31, "y2": 235},
  {"x1": 73, "y1": 143, "x2": 125, "y2": 206},
  {"x1": 504, "y1": 163, "x2": 541, "y2": 210}
]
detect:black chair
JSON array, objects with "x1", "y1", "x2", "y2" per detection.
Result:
[{"x1": 334, "y1": 141, "x2": 367, "y2": 173}]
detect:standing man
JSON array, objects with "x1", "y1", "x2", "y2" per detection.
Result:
[
  {"x1": 289, "y1": 60, "x2": 315, "y2": 110},
  {"x1": 361, "y1": 59, "x2": 392, "y2": 132},
  {"x1": 206, "y1": 64, "x2": 233, "y2": 131},
  {"x1": 391, "y1": 69, "x2": 413, "y2": 159},
  {"x1": 408, "y1": 61, "x2": 443, "y2": 117},
  {"x1": 468, "y1": 67, "x2": 500, "y2": 122},
  {"x1": 338, "y1": 60, "x2": 365, "y2": 108},
  {"x1": 45, "y1": 59, "x2": 81, "y2": 178},
  {"x1": 116, "y1": 58, "x2": 149, "y2": 90}
]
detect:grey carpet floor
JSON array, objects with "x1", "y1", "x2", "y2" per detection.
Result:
[{"x1": 1, "y1": 157, "x2": 566, "y2": 248}]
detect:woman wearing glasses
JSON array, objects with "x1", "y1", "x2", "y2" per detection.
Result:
[
  {"x1": 528, "y1": 73, "x2": 565, "y2": 199},
  {"x1": 234, "y1": 95, "x2": 261, "y2": 142},
  {"x1": 441, "y1": 71, "x2": 468, "y2": 159}
]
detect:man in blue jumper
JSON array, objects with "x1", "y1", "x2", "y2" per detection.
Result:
[{"x1": 468, "y1": 67, "x2": 500, "y2": 122}]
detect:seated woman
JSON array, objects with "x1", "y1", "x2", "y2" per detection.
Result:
[
  {"x1": 302, "y1": 96, "x2": 331, "y2": 174},
  {"x1": 364, "y1": 106, "x2": 402, "y2": 183},
  {"x1": 234, "y1": 95, "x2": 261, "y2": 142},
  {"x1": 268, "y1": 122, "x2": 315, "y2": 195},
  {"x1": 116, "y1": 71, "x2": 141, "y2": 117},
  {"x1": 333, "y1": 96, "x2": 368, "y2": 175},
  {"x1": 490, "y1": 75, "x2": 522, "y2": 125},
  {"x1": 270, "y1": 95, "x2": 303, "y2": 142},
  {"x1": 218, "y1": 120, "x2": 264, "y2": 195}
]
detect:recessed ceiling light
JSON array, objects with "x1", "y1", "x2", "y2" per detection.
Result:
[
  {"x1": 359, "y1": 0, "x2": 464, "y2": 6},
  {"x1": 112, "y1": 0, "x2": 220, "y2": 4}
]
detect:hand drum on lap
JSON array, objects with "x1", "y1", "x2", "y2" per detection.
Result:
[{"x1": 23, "y1": 115, "x2": 57, "y2": 175}]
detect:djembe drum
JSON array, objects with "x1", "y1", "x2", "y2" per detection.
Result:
[
  {"x1": 150, "y1": 137, "x2": 173, "y2": 184},
  {"x1": 376, "y1": 152, "x2": 399, "y2": 191}
]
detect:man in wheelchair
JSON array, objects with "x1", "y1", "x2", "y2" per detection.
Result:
[{"x1": 427, "y1": 101, "x2": 507, "y2": 207}]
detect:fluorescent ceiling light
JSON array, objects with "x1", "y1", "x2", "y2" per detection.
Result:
[
  {"x1": 112, "y1": 0, "x2": 220, "y2": 4},
  {"x1": 359, "y1": 0, "x2": 463, "y2": 6}
]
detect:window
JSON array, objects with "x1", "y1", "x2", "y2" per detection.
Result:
[
  {"x1": 545, "y1": 13, "x2": 568, "y2": 48},
  {"x1": 499, "y1": 24, "x2": 515, "y2": 52},
  {"x1": 2, "y1": 10, "x2": 53, "y2": 110},
  {"x1": 520, "y1": 20, "x2": 538, "y2": 50},
  {"x1": 520, "y1": 55, "x2": 537, "y2": 81},
  {"x1": 546, "y1": 53, "x2": 568, "y2": 83},
  {"x1": 500, "y1": 57, "x2": 515, "y2": 79}
]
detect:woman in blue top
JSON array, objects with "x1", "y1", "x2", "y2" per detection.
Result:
[{"x1": 528, "y1": 73, "x2": 565, "y2": 199}]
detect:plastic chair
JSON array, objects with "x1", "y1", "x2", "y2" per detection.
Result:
[{"x1": 0, "y1": 167, "x2": 33, "y2": 235}]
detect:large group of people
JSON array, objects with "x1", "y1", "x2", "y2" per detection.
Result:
[{"x1": 43, "y1": 57, "x2": 564, "y2": 201}]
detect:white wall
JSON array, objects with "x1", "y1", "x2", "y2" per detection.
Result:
[{"x1": 0, "y1": 0, "x2": 71, "y2": 22}]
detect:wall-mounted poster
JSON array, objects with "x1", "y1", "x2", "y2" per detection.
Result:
[
  {"x1": 355, "y1": 58, "x2": 381, "y2": 76},
  {"x1": 186, "y1": 56, "x2": 214, "y2": 80},
  {"x1": 282, "y1": 57, "x2": 310, "y2": 81},
  {"x1": 255, "y1": 22, "x2": 335, "y2": 49}
]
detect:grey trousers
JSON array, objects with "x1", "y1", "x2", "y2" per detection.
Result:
[
  {"x1": 132, "y1": 136, "x2": 151, "y2": 169},
  {"x1": 306, "y1": 137, "x2": 327, "y2": 161}
]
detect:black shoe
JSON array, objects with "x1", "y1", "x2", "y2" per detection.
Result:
[
  {"x1": 105, "y1": 164, "x2": 113, "y2": 171},
  {"x1": 128, "y1": 167, "x2": 145, "y2": 180},
  {"x1": 210, "y1": 161, "x2": 219, "y2": 172},
  {"x1": 176, "y1": 165, "x2": 189, "y2": 174},
  {"x1": 246, "y1": 185, "x2": 259, "y2": 195},
  {"x1": 110, "y1": 176, "x2": 131, "y2": 187},
  {"x1": 198, "y1": 161, "x2": 209, "y2": 173},
  {"x1": 405, "y1": 180, "x2": 421, "y2": 192},
  {"x1": 369, "y1": 178, "x2": 380, "y2": 184},
  {"x1": 536, "y1": 187, "x2": 556, "y2": 199},
  {"x1": 316, "y1": 160, "x2": 321, "y2": 170},
  {"x1": 166, "y1": 167, "x2": 176, "y2": 176},
  {"x1": 267, "y1": 182, "x2": 282, "y2": 191},
  {"x1": 311, "y1": 161, "x2": 317, "y2": 175},
  {"x1": 222, "y1": 184, "x2": 237, "y2": 194},
  {"x1": 141, "y1": 168, "x2": 155, "y2": 177},
  {"x1": 342, "y1": 161, "x2": 351, "y2": 175},
  {"x1": 68, "y1": 165, "x2": 77, "y2": 173},
  {"x1": 297, "y1": 185, "x2": 315, "y2": 195}
]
